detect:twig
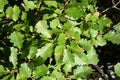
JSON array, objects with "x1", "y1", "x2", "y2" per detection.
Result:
[
  {"x1": 92, "y1": 64, "x2": 109, "y2": 80},
  {"x1": 102, "y1": 0, "x2": 120, "y2": 13}
]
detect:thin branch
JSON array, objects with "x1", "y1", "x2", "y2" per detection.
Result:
[
  {"x1": 102, "y1": 0, "x2": 120, "y2": 13},
  {"x1": 92, "y1": 65, "x2": 109, "y2": 80},
  {"x1": 112, "y1": 0, "x2": 115, "y2": 5}
]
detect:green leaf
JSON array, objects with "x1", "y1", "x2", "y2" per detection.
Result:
[
  {"x1": 63, "y1": 49, "x2": 74, "y2": 64},
  {"x1": 73, "y1": 65, "x2": 92, "y2": 78},
  {"x1": 12, "y1": 5, "x2": 20, "y2": 21},
  {"x1": 33, "y1": 64, "x2": 48, "y2": 79},
  {"x1": 51, "y1": 70, "x2": 66, "y2": 80},
  {"x1": 63, "y1": 63, "x2": 73, "y2": 74},
  {"x1": 9, "y1": 47, "x2": 18, "y2": 68},
  {"x1": 24, "y1": 0, "x2": 36, "y2": 11},
  {"x1": 65, "y1": 7, "x2": 83, "y2": 20},
  {"x1": 114, "y1": 63, "x2": 120, "y2": 77},
  {"x1": 79, "y1": 39, "x2": 92, "y2": 51},
  {"x1": 114, "y1": 22, "x2": 120, "y2": 33},
  {"x1": 104, "y1": 31, "x2": 120, "y2": 45},
  {"x1": 44, "y1": 1, "x2": 57, "y2": 8},
  {"x1": 67, "y1": 41, "x2": 83, "y2": 53},
  {"x1": 27, "y1": 46, "x2": 38, "y2": 59},
  {"x1": 41, "y1": 76, "x2": 55, "y2": 80},
  {"x1": 21, "y1": 11, "x2": 27, "y2": 21},
  {"x1": 89, "y1": 29, "x2": 98, "y2": 38},
  {"x1": 68, "y1": 27, "x2": 81, "y2": 41},
  {"x1": 74, "y1": 53, "x2": 90, "y2": 65},
  {"x1": 0, "y1": 65, "x2": 7, "y2": 77},
  {"x1": 96, "y1": 35, "x2": 106, "y2": 46},
  {"x1": 9, "y1": 31, "x2": 24, "y2": 49},
  {"x1": 6, "y1": 7, "x2": 13, "y2": 18},
  {"x1": 87, "y1": 48, "x2": 99, "y2": 65},
  {"x1": 0, "y1": 0, "x2": 8, "y2": 12},
  {"x1": 35, "y1": 20, "x2": 51, "y2": 38},
  {"x1": 57, "y1": 33, "x2": 66, "y2": 45},
  {"x1": 36, "y1": 43, "x2": 53, "y2": 61},
  {"x1": 19, "y1": 63, "x2": 31, "y2": 78},
  {"x1": 55, "y1": 46, "x2": 64, "y2": 63}
]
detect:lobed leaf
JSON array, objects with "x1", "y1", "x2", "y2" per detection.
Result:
[{"x1": 9, "y1": 31, "x2": 24, "y2": 49}]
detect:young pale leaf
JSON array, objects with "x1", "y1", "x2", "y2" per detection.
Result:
[
  {"x1": 0, "y1": 0, "x2": 8, "y2": 12},
  {"x1": 27, "y1": 46, "x2": 38, "y2": 59},
  {"x1": 9, "y1": 47, "x2": 18, "y2": 68},
  {"x1": 114, "y1": 63, "x2": 120, "y2": 77},
  {"x1": 36, "y1": 43, "x2": 53, "y2": 61},
  {"x1": 44, "y1": 1, "x2": 57, "y2": 8},
  {"x1": 57, "y1": 33, "x2": 66, "y2": 45},
  {"x1": 35, "y1": 20, "x2": 51, "y2": 38},
  {"x1": 73, "y1": 66, "x2": 92, "y2": 78},
  {"x1": 55, "y1": 46, "x2": 64, "y2": 63},
  {"x1": 9, "y1": 31, "x2": 24, "y2": 49},
  {"x1": 87, "y1": 48, "x2": 99, "y2": 65},
  {"x1": 33, "y1": 64, "x2": 48, "y2": 79},
  {"x1": 12, "y1": 5, "x2": 20, "y2": 21},
  {"x1": 6, "y1": 7, "x2": 13, "y2": 18},
  {"x1": 19, "y1": 63, "x2": 31, "y2": 78}
]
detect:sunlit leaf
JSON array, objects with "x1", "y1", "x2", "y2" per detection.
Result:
[
  {"x1": 9, "y1": 47, "x2": 18, "y2": 68},
  {"x1": 12, "y1": 5, "x2": 20, "y2": 21},
  {"x1": 87, "y1": 48, "x2": 99, "y2": 65},
  {"x1": 55, "y1": 46, "x2": 64, "y2": 63},
  {"x1": 41, "y1": 76, "x2": 55, "y2": 80},
  {"x1": 0, "y1": 0, "x2": 8, "y2": 12},
  {"x1": 63, "y1": 49, "x2": 74, "y2": 64},
  {"x1": 0, "y1": 65, "x2": 7, "y2": 76},
  {"x1": 27, "y1": 46, "x2": 38, "y2": 59},
  {"x1": 44, "y1": 1, "x2": 57, "y2": 8},
  {"x1": 114, "y1": 63, "x2": 120, "y2": 77},
  {"x1": 9, "y1": 31, "x2": 24, "y2": 49},
  {"x1": 36, "y1": 43, "x2": 53, "y2": 61},
  {"x1": 33, "y1": 64, "x2": 48, "y2": 79},
  {"x1": 24, "y1": 0, "x2": 36, "y2": 11},
  {"x1": 19, "y1": 63, "x2": 31, "y2": 78},
  {"x1": 6, "y1": 7, "x2": 13, "y2": 18},
  {"x1": 65, "y1": 7, "x2": 83, "y2": 20},
  {"x1": 35, "y1": 20, "x2": 51, "y2": 38},
  {"x1": 51, "y1": 70, "x2": 66, "y2": 80},
  {"x1": 73, "y1": 65, "x2": 92, "y2": 78},
  {"x1": 57, "y1": 33, "x2": 66, "y2": 45}
]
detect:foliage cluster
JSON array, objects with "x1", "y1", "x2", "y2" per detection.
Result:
[{"x1": 0, "y1": 0, "x2": 120, "y2": 79}]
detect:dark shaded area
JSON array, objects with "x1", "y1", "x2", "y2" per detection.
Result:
[
  {"x1": 96, "y1": 42, "x2": 120, "y2": 80},
  {"x1": 8, "y1": 0, "x2": 23, "y2": 6},
  {"x1": 97, "y1": 0, "x2": 120, "y2": 24}
]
